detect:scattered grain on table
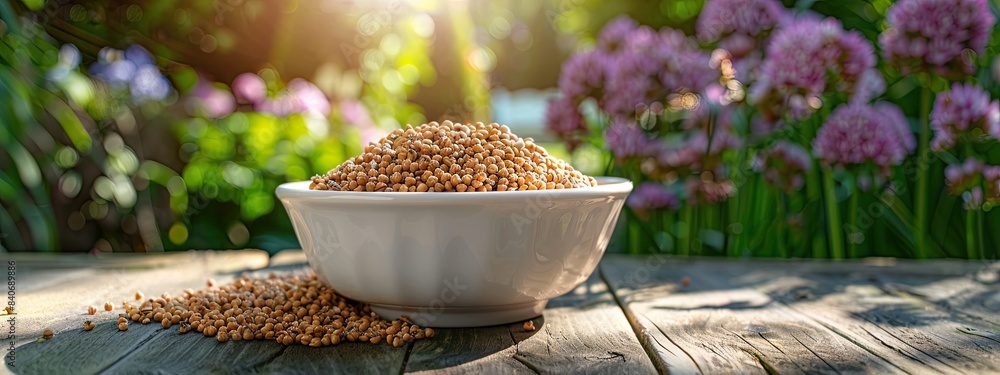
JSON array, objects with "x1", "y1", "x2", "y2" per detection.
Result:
[{"x1": 113, "y1": 271, "x2": 435, "y2": 347}]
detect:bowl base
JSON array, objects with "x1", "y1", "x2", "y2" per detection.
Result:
[{"x1": 369, "y1": 300, "x2": 547, "y2": 328}]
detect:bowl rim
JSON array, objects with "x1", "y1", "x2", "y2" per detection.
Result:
[{"x1": 276, "y1": 176, "x2": 632, "y2": 202}]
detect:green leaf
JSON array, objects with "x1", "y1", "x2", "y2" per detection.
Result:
[{"x1": 20, "y1": 0, "x2": 44, "y2": 12}]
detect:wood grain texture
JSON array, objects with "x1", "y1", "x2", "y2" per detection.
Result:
[
  {"x1": 404, "y1": 270, "x2": 657, "y2": 374},
  {"x1": 8, "y1": 250, "x2": 998, "y2": 375},
  {"x1": 602, "y1": 255, "x2": 1000, "y2": 375},
  {"x1": 3, "y1": 250, "x2": 270, "y2": 374},
  {"x1": 753, "y1": 260, "x2": 1000, "y2": 374},
  {"x1": 257, "y1": 343, "x2": 408, "y2": 375},
  {"x1": 601, "y1": 256, "x2": 903, "y2": 374}
]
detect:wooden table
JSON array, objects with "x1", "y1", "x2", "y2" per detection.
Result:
[{"x1": 3, "y1": 250, "x2": 999, "y2": 374}]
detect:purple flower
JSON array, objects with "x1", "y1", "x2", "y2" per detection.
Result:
[
  {"x1": 656, "y1": 130, "x2": 740, "y2": 179},
  {"x1": 545, "y1": 97, "x2": 588, "y2": 151},
  {"x1": 341, "y1": 100, "x2": 381, "y2": 147},
  {"x1": 813, "y1": 103, "x2": 915, "y2": 175},
  {"x1": 605, "y1": 121, "x2": 660, "y2": 162},
  {"x1": 685, "y1": 174, "x2": 736, "y2": 205},
  {"x1": 558, "y1": 51, "x2": 607, "y2": 103},
  {"x1": 880, "y1": 0, "x2": 995, "y2": 78},
  {"x1": 123, "y1": 45, "x2": 155, "y2": 67},
  {"x1": 759, "y1": 141, "x2": 812, "y2": 192},
  {"x1": 288, "y1": 78, "x2": 331, "y2": 116},
  {"x1": 187, "y1": 79, "x2": 235, "y2": 119},
  {"x1": 601, "y1": 28, "x2": 716, "y2": 118},
  {"x1": 751, "y1": 16, "x2": 879, "y2": 119},
  {"x1": 597, "y1": 16, "x2": 646, "y2": 53},
  {"x1": 232, "y1": 73, "x2": 267, "y2": 104},
  {"x1": 875, "y1": 102, "x2": 917, "y2": 153},
  {"x1": 945, "y1": 158, "x2": 986, "y2": 209},
  {"x1": 89, "y1": 45, "x2": 172, "y2": 103},
  {"x1": 984, "y1": 166, "x2": 1000, "y2": 206},
  {"x1": 129, "y1": 65, "x2": 171, "y2": 102},
  {"x1": 627, "y1": 182, "x2": 680, "y2": 212},
  {"x1": 930, "y1": 83, "x2": 1000, "y2": 151},
  {"x1": 697, "y1": 0, "x2": 785, "y2": 57}
]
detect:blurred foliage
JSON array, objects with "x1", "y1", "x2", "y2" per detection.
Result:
[
  {"x1": 0, "y1": 4, "x2": 182, "y2": 252},
  {"x1": 1, "y1": 0, "x2": 494, "y2": 253}
]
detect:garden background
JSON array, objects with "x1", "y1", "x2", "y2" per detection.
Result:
[{"x1": 1, "y1": 0, "x2": 999, "y2": 260}]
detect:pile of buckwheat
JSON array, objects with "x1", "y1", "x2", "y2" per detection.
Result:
[
  {"x1": 104, "y1": 272, "x2": 433, "y2": 347},
  {"x1": 309, "y1": 121, "x2": 597, "y2": 192}
]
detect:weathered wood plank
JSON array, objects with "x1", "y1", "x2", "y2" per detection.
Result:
[
  {"x1": 3, "y1": 250, "x2": 269, "y2": 374},
  {"x1": 257, "y1": 343, "x2": 408, "y2": 374},
  {"x1": 753, "y1": 261, "x2": 1000, "y2": 374},
  {"x1": 404, "y1": 269, "x2": 657, "y2": 374},
  {"x1": 875, "y1": 260, "x2": 1000, "y2": 328},
  {"x1": 601, "y1": 255, "x2": 905, "y2": 374}
]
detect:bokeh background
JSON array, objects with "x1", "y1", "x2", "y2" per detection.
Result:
[{"x1": 1, "y1": 0, "x2": 999, "y2": 259}]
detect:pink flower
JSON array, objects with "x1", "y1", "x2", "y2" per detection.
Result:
[
  {"x1": 287, "y1": 78, "x2": 330, "y2": 116},
  {"x1": 984, "y1": 166, "x2": 1000, "y2": 206},
  {"x1": 601, "y1": 28, "x2": 716, "y2": 118},
  {"x1": 697, "y1": 0, "x2": 785, "y2": 57},
  {"x1": 597, "y1": 16, "x2": 648, "y2": 53},
  {"x1": 605, "y1": 121, "x2": 661, "y2": 162},
  {"x1": 758, "y1": 141, "x2": 812, "y2": 192},
  {"x1": 558, "y1": 51, "x2": 607, "y2": 103},
  {"x1": 875, "y1": 102, "x2": 916, "y2": 153},
  {"x1": 248, "y1": 78, "x2": 330, "y2": 117},
  {"x1": 627, "y1": 182, "x2": 680, "y2": 212},
  {"x1": 685, "y1": 174, "x2": 736, "y2": 205},
  {"x1": 656, "y1": 130, "x2": 740, "y2": 179},
  {"x1": 751, "y1": 16, "x2": 880, "y2": 119},
  {"x1": 945, "y1": 158, "x2": 986, "y2": 209},
  {"x1": 232, "y1": 73, "x2": 266, "y2": 104},
  {"x1": 812, "y1": 103, "x2": 915, "y2": 175},
  {"x1": 187, "y1": 79, "x2": 235, "y2": 119},
  {"x1": 930, "y1": 83, "x2": 1000, "y2": 151},
  {"x1": 545, "y1": 97, "x2": 588, "y2": 151},
  {"x1": 880, "y1": 0, "x2": 995, "y2": 78}
]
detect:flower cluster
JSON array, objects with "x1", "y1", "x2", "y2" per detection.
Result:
[
  {"x1": 758, "y1": 141, "x2": 812, "y2": 192},
  {"x1": 930, "y1": 83, "x2": 1000, "y2": 151},
  {"x1": 187, "y1": 79, "x2": 236, "y2": 119},
  {"x1": 231, "y1": 73, "x2": 330, "y2": 117},
  {"x1": 627, "y1": 182, "x2": 681, "y2": 213},
  {"x1": 697, "y1": 0, "x2": 784, "y2": 58},
  {"x1": 89, "y1": 45, "x2": 171, "y2": 104},
  {"x1": 601, "y1": 27, "x2": 717, "y2": 118},
  {"x1": 880, "y1": 0, "x2": 995, "y2": 78},
  {"x1": 812, "y1": 103, "x2": 915, "y2": 177},
  {"x1": 945, "y1": 158, "x2": 1000, "y2": 209},
  {"x1": 545, "y1": 97, "x2": 588, "y2": 151},
  {"x1": 750, "y1": 16, "x2": 881, "y2": 121},
  {"x1": 604, "y1": 121, "x2": 661, "y2": 162},
  {"x1": 547, "y1": 16, "x2": 717, "y2": 137},
  {"x1": 656, "y1": 130, "x2": 740, "y2": 180}
]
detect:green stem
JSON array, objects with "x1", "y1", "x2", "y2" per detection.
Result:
[
  {"x1": 692, "y1": 207, "x2": 701, "y2": 256},
  {"x1": 775, "y1": 189, "x2": 787, "y2": 258},
  {"x1": 680, "y1": 205, "x2": 692, "y2": 256},
  {"x1": 823, "y1": 168, "x2": 845, "y2": 259},
  {"x1": 915, "y1": 86, "x2": 933, "y2": 259},
  {"x1": 966, "y1": 208, "x2": 976, "y2": 260},
  {"x1": 965, "y1": 142, "x2": 977, "y2": 261},
  {"x1": 977, "y1": 210, "x2": 985, "y2": 260},
  {"x1": 848, "y1": 189, "x2": 860, "y2": 259}
]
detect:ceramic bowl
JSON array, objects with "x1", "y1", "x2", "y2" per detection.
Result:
[{"x1": 276, "y1": 176, "x2": 632, "y2": 327}]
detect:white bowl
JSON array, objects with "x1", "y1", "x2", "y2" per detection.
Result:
[{"x1": 276, "y1": 176, "x2": 632, "y2": 327}]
